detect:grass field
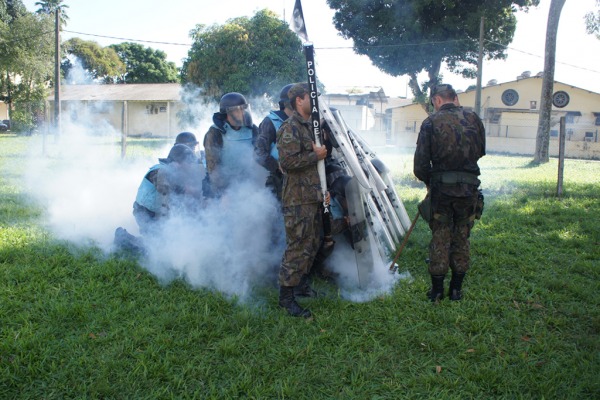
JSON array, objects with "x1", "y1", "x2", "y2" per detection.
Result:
[{"x1": 1, "y1": 134, "x2": 599, "y2": 399}]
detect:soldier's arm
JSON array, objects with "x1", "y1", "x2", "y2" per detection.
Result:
[
  {"x1": 413, "y1": 119, "x2": 433, "y2": 184},
  {"x1": 203, "y1": 129, "x2": 221, "y2": 174},
  {"x1": 255, "y1": 118, "x2": 280, "y2": 173},
  {"x1": 155, "y1": 168, "x2": 171, "y2": 218},
  {"x1": 203, "y1": 129, "x2": 227, "y2": 194},
  {"x1": 478, "y1": 117, "x2": 486, "y2": 157},
  {"x1": 277, "y1": 124, "x2": 318, "y2": 172}
]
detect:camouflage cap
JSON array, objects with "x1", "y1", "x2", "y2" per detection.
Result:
[
  {"x1": 430, "y1": 84, "x2": 455, "y2": 97},
  {"x1": 287, "y1": 82, "x2": 309, "y2": 101}
]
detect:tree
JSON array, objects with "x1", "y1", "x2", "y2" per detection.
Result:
[
  {"x1": 534, "y1": 0, "x2": 566, "y2": 163},
  {"x1": 0, "y1": 0, "x2": 54, "y2": 132},
  {"x1": 1, "y1": 0, "x2": 28, "y2": 23},
  {"x1": 585, "y1": 0, "x2": 600, "y2": 39},
  {"x1": 326, "y1": 0, "x2": 539, "y2": 108},
  {"x1": 181, "y1": 9, "x2": 306, "y2": 100},
  {"x1": 108, "y1": 42, "x2": 178, "y2": 84},
  {"x1": 62, "y1": 38, "x2": 125, "y2": 83},
  {"x1": 34, "y1": 0, "x2": 68, "y2": 26}
]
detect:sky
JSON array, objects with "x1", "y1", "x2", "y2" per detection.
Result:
[{"x1": 21, "y1": 0, "x2": 600, "y2": 97}]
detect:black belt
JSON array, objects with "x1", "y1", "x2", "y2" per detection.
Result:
[{"x1": 430, "y1": 171, "x2": 480, "y2": 185}]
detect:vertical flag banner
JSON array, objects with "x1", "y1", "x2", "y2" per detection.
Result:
[{"x1": 292, "y1": 0, "x2": 309, "y2": 41}]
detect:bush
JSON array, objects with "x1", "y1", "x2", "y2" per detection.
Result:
[{"x1": 8, "y1": 109, "x2": 36, "y2": 135}]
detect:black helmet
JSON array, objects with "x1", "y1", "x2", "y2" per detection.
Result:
[
  {"x1": 167, "y1": 144, "x2": 196, "y2": 164},
  {"x1": 219, "y1": 92, "x2": 248, "y2": 114},
  {"x1": 278, "y1": 84, "x2": 293, "y2": 110},
  {"x1": 175, "y1": 132, "x2": 198, "y2": 147}
]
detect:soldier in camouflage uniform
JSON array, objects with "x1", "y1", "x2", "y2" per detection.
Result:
[
  {"x1": 276, "y1": 82, "x2": 328, "y2": 318},
  {"x1": 414, "y1": 84, "x2": 486, "y2": 302}
]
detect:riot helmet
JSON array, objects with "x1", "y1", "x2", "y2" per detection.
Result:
[
  {"x1": 175, "y1": 132, "x2": 199, "y2": 149},
  {"x1": 167, "y1": 144, "x2": 196, "y2": 164},
  {"x1": 219, "y1": 92, "x2": 251, "y2": 128},
  {"x1": 278, "y1": 84, "x2": 294, "y2": 111}
]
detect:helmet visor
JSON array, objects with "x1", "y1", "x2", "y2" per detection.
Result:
[{"x1": 226, "y1": 104, "x2": 252, "y2": 128}]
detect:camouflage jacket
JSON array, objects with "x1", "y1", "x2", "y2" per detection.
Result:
[
  {"x1": 414, "y1": 103, "x2": 486, "y2": 192},
  {"x1": 276, "y1": 111, "x2": 323, "y2": 207}
]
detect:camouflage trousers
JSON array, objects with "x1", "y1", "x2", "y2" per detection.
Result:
[
  {"x1": 428, "y1": 192, "x2": 478, "y2": 276},
  {"x1": 279, "y1": 203, "x2": 323, "y2": 287}
]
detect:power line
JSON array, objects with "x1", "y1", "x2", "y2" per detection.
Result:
[
  {"x1": 61, "y1": 29, "x2": 600, "y2": 75},
  {"x1": 63, "y1": 30, "x2": 192, "y2": 46},
  {"x1": 315, "y1": 39, "x2": 465, "y2": 50},
  {"x1": 484, "y1": 38, "x2": 600, "y2": 75}
]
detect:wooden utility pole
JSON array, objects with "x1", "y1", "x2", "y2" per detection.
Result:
[
  {"x1": 54, "y1": 8, "x2": 61, "y2": 141},
  {"x1": 557, "y1": 116, "x2": 566, "y2": 197},
  {"x1": 474, "y1": 16, "x2": 484, "y2": 116}
]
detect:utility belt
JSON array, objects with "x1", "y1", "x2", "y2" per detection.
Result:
[
  {"x1": 418, "y1": 187, "x2": 484, "y2": 226},
  {"x1": 430, "y1": 171, "x2": 480, "y2": 186}
]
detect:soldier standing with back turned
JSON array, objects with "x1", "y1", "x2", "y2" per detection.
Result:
[{"x1": 414, "y1": 84, "x2": 486, "y2": 302}]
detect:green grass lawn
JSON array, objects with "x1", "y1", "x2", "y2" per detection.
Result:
[{"x1": 1, "y1": 135, "x2": 599, "y2": 399}]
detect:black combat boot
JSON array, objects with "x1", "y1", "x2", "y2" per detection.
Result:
[
  {"x1": 279, "y1": 286, "x2": 312, "y2": 318},
  {"x1": 448, "y1": 271, "x2": 466, "y2": 301},
  {"x1": 294, "y1": 275, "x2": 319, "y2": 298},
  {"x1": 427, "y1": 275, "x2": 445, "y2": 302}
]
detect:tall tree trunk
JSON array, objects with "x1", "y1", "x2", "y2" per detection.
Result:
[
  {"x1": 534, "y1": 0, "x2": 566, "y2": 163},
  {"x1": 6, "y1": 71, "x2": 13, "y2": 116}
]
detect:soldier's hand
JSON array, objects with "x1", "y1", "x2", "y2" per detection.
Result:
[{"x1": 312, "y1": 142, "x2": 327, "y2": 160}]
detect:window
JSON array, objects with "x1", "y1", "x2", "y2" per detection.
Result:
[
  {"x1": 584, "y1": 132, "x2": 594, "y2": 142},
  {"x1": 565, "y1": 111, "x2": 581, "y2": 124},
  {"x1": 501, "y1": 89, "x2": 519, "y2": 106},
  {"x1": 552, "y1": 91, "x2": 570, "y2": 108}
]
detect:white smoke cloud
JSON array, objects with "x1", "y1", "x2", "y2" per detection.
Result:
[
  {"x1": 23, "y1": 92, "x2": 405, "y2": 303},
  {"x1": 64, "y1": 56, "x2": 94, "y2": 85}
]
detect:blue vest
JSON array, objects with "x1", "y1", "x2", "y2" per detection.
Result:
[
  {"x1": 220, "y1": 123, "x2": 254, "y2": 143},
  {"x1": 215, "y1": 123, "x2": 255, "y2": 181},
  {"x1": 267, "y1": 111, "x2": 286, "y2": 160},
  {"x1": 135, "y1": 163, "x2": 164, "y2": 213}
]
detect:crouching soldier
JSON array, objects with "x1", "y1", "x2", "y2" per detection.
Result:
[{"x1": 133, "y1": 144, "x2": 201, "y2": 236}]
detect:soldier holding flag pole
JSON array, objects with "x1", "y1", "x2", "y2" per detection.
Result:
[
  {"x1": 276, "y1": 82, "x2": 328, "y2": 318},
  {"x1": 292, "y1": 0, "x2": 335, "y2": 253}
]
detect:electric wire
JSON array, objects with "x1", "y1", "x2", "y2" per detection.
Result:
[
  {"x1": 3, "y1": 27, "x2": 598, "y2": 76},
  {"x1": 59, "y1": 29, "x2": 600, "y2": 75}
]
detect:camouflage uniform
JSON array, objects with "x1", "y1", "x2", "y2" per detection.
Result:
[
  {"x1": 277, "y1": 110, "x2": 324, "y2": 287},
  {"x1": 414, "y1": 101, "x2": 486, "y2": 276}
]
